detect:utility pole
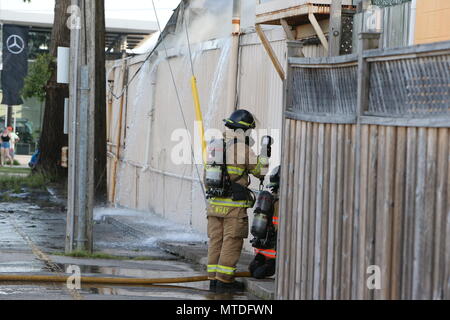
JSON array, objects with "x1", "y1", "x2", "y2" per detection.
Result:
[
  {"x1": 328, "y1": 0, "x2": 343, "y2": 57},
  {"x1": 6, "y1": 106, "x2": 13, "y2": 127},
  {"x1": 226, "y1": 0, "x2": 241, "y2": 115},
  {"x1": 66, "y1": 0, "x2": 105, "y2": 253}
]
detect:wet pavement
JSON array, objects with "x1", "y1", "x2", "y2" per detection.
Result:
[{"x1": 0, "y1": 191, "x2": 257, "y2": 300}]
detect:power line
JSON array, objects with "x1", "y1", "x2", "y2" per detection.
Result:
[{"x1": 150, "y1": 0, "x2": 207, "y2": 202}]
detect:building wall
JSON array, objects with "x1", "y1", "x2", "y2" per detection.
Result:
[
  {"x1": 107, "y1": 28, "x2": 287, "y2": 252},
  {"x1": 415, "y1": 0, "x2": 450, "y2": 44}
]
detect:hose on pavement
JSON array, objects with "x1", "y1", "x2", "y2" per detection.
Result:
[{"x1": 0, "y1": 272, "x2": 251, "y2": 286}]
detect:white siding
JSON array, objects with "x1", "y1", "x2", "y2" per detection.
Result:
[{"x1": 107, "y1": 29, "x2": 290, "y2": 250}]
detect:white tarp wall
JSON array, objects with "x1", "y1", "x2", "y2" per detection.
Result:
[{"x1": 107, "y1": 27, "x2": 287, "y2": 251}]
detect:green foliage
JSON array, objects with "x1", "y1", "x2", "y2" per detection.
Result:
[
  {"x1": 0, "y1": 171, "x2": 56, "y2": 193},
  {"x1": 28, "y1": 32, "x2": 51, "y2": 60},
  {"x1": 22, "y1": 53, "x2": 54, "y2": 102},
  {"x1": 2, "y1": 160, "x2": 21, "y2": 166},
  {"x1": 55, "y1": 251, "x2": 127, "y2": 260}
]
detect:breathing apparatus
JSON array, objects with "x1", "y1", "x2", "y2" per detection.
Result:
[
  {"x1": 250, "y1": 165, "x2": 280, "y2": 250},
  {"x1": 204, "y1": 138, "x2": 231, "y2": 198},
  {"x1": 204, "y1": 134, "x2": 274, "y2": 200}
]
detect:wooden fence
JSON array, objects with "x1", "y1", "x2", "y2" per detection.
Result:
[{"x1": 276, "y1": 38, "x2": 450, "y2": 300}]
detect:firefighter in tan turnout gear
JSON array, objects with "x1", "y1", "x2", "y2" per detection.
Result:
[{"x1": 204, "y1": 109, "x2": 271, "y2": 292}]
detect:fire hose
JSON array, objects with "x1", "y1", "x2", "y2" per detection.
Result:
[{"x1": 0, "y1": 272, "x2": 251, "y2": 286}]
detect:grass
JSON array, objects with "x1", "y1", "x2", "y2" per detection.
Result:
[
  {"x1": 0, "y1": 166, "x2": 31, "y2": 175},
  {"x1": 0, "y1": 173, "x2": 48, "y2": 191},
  {"x1": 55, "y1": 250, "x2": 125, "y2": 260},
  {"x1": 0, "y1": 172, "x2": 58, "y2": 198},
  {"x1": 0, "y1": 160, "x2": 21, "y2": 166}
]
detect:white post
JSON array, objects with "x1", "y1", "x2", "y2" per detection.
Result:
[{"x1": 409, "y1": 0, "x2": 417, "y2": 46}]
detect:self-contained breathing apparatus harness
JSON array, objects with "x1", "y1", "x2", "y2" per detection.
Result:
[
  {"x1": 251, "y1": 191, "x2": 277, "y2": 249},
  {"x1": 205, "y1": 109, "x2": 270, "y2": 204},
  {"x1": 250, "y1": 165, "x2": 280, "y2": 250},
  {"x1": 205, "y1": 136, "x2": 256, "y2": 206}
]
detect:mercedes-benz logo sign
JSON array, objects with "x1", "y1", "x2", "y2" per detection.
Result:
[{"x1": 6, "y1": 34, "x2": 25, "y2": 55}]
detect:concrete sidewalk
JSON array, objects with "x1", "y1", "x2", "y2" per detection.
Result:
[
  {"x1": 14, "y1": 155, "x2": 31, "y2": 168},
  {"x1": 100, "y1": 209, "x2": 275, "y2": 300}
]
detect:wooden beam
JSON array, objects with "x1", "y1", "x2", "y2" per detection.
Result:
[
  {"x1": 255, "y1": 24, "x2": 286, "y2": 80},
  {"x1": 328, "y1": 0, "x2": 342, "y2": 56},
  {"x1": 281, "y1": 19, "x2": 306, "y2": 58},
  {"x1": 280, "y1": 18, "x2": 295, "y2": 40},
  {"x1": 308, "y1": 13, "x2": 329, "y2": 53}
]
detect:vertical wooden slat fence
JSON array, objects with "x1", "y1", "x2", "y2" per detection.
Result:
[{"x1": 276, "y1": 39, "x2": 450, "y2": 300}]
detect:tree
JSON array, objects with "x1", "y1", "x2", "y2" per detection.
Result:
[
  {"x1": 36, "y1": 0, "x2": 71, "y2": 178},
  {"x1": 28, "y1": 32, "x2": 51, "y2": 60},
  {"x1": 26, "y1": 0, "x2": 107, "y2": 202},
  {"x1": 92, "y1": 0, "x2": 107, "y2": 202},
  {"x1": 22, "y1": 53, "x2": 53, "y2": 102}
]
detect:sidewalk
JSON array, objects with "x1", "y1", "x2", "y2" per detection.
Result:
[
  {"x1": 14, "y1": 155, "x2": 31, "y2": 168},
  {"x1": 97, "y1": 208, "x2": 275, "y2": 300}
]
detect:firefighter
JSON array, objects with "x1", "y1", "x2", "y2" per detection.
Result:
[
  {"x1": 248, "y1": 166, "x2": 280, "y2": 279},
  {"x1": 206, "y1": 109, "x2": 270, "y2": 293}
]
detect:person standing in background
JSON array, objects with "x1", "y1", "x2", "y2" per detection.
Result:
[
  {"x1": 7, "y1": 126, "x2": 20, "y2": 163},
  {"x1": 1, "y1": 128, "x2": 13, "y2": 167}
]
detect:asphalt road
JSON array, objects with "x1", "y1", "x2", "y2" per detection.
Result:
[{"x1": 0, "y1": 198, "x2": 255, "y2": 300}]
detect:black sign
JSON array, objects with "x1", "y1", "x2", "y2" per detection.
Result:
[{"x1": 1, "y1": 24, "x2": 29, "y2": 106}]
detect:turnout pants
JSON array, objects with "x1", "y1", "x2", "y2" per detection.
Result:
[{"x1": 207, "y1": 208, "x2": 249, "y2": 283}]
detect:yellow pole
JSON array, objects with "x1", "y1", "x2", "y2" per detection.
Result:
[{"x1": 191, "y1": 76, "x2": 206, "y2": 164}]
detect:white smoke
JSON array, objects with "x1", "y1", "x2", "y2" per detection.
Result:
[{"x1": 136, "y1": 0, "x2": 257, "y2": 53}]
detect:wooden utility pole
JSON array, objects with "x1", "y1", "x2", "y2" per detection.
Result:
[
  {"x1": 66, "y1": 0, "x2": 106, "y2": 253},
  {"x1": 38, "y1": 0, "x2": 70, "y2": 177},
  {"x1": 329, "y1": 0, "x2": 343, "y2": 57},
  {"x1": 6, "y1": 106, "x2": 13, "y2": 127}
]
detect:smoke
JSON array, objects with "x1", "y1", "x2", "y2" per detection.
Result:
[
  {"x1": 129, "y1": 0, "x2": 258, "y2": 55},
  {"x1": 131, "y1": 0, "x2": 258, "y2": 54}
]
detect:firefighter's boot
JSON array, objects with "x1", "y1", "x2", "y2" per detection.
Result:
[
  {"x1": 209, "y1": 280, "x2": 218, "y2": 291},
  {"x1": 216, "y1": 280, "x2": 245, "y2": 293}
]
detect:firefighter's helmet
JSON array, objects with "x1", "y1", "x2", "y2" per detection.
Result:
[{"x1": 223, "y1": 109, "x2": 256, "y2": 131}]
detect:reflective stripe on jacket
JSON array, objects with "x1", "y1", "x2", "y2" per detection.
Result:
[
  {"x1": 209, "y1": 197, "x2": 253, "y2": 208},
  {"x1": 254, "y1": 248, "x2": 277, "y2": 259},
  {"x1": 272, "y1": 216, "x2": 279, "y2": 225}
]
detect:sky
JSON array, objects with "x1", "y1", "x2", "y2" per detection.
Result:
[{"x1": 0, "y1": 0, "x2": 181, "y2": 27}]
